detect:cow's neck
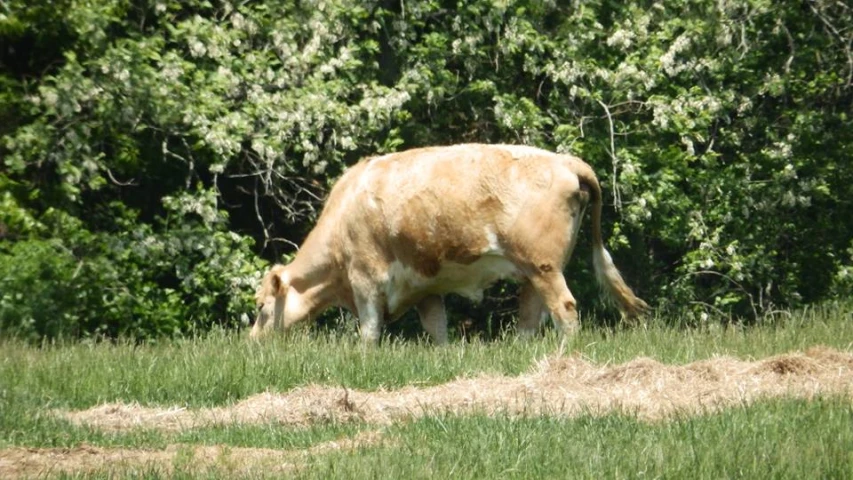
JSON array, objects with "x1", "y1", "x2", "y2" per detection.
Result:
[{"x1": 286, "y1": 231, "x2": 352, "y2": 315}]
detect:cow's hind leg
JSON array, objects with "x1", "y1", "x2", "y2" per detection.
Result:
[
  {"x1": 528, "y1": 272, "x2": 580, "y2": 337},
  {"x1": 416, "y1": 295, "x2": 448, "y2": 345},
  {"x1": 518, "y1": 281, "x2": 547, "y2": 337}
]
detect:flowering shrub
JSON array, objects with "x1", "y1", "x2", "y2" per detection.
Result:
[{"x1": 1, "y1": 0, "x2": 851, "y2": 337}]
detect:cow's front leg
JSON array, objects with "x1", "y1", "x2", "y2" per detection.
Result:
[
  {"x1": 518, "y1": 281, "x2": 547, "y2": 337},
  {"x1": 416, "y1": 295, "x2": 448, "y2": 345},
  {"x1": 354, "y1": 291, "x2": 385, "y2": 345},
  {"x1": 528, "y1": 271, "x2": 580, "y2": 337}
]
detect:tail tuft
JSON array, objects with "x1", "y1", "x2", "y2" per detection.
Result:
[{"x1": 592, "y1": 246, "x2": 649, "y2": 318}]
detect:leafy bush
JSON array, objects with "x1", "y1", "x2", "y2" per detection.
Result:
[
  {"x1": 1, "y1": 0, "x2": 851, "y2": 338},
  {"x1": 0, "y1": 192, "x2": 262, "y2": 340}
]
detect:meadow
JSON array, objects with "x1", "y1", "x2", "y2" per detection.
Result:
[
  {"x1": 1, "y1": 303, "x2": 851, "y2": 478},
  {"x1": 4, "y1": 2, "x2": 852, "y2": 477}
]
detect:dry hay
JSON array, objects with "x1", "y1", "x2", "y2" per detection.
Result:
[
  {"x1": 0, "y1": 430, "x2": 384, "y2": 479},
  {"x1": 5, "y1": 346, "x2": 852, "y2": 478},
  {"x1": 58, "y1": 345, "x2": 853, "y2": 431}
]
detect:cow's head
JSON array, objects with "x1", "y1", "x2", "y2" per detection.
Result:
[{"x1": 250, "y1": 264, "x2": 289, "y2": 338}]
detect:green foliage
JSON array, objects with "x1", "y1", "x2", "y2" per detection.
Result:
[
  {"x1": 0, "y1": 194, "x2": 263, "y2": 340},
  {"x1": 1, "y1": 0, "x2": 851, "y2": 338}
]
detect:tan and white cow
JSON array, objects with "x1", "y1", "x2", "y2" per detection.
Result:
[{"x1": 252, "y1": 144, "x2": 648, "y2": 344}]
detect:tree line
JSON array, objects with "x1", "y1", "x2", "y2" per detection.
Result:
[{"x1": 1, "y1": 0, "x2": 851, "y2": 339}]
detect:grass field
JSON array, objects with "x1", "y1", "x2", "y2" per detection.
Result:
[{"x1": 1, "y1": 303, "x2": 851, "y2": 478}]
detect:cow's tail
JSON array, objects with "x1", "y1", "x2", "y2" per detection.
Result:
[
  {"x1": 574, "y1": 163, "x2": 649, "y2": 318},
  {"x1": 251, "y1": 264, "x2": 289, "y2": 337}
]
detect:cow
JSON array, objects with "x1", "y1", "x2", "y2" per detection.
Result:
[{"x1": 252, "y1": 144, "x2": 648, "y2": 344}]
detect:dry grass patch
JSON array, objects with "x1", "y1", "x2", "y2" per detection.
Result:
[
  {"x1": 0, "y1": 430, "x2": 385, "y2": 479},
  {"x1": 58, "y1": 346, "x2": 853, "y2": 431}
]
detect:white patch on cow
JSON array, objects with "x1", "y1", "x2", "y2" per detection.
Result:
[
  {"x1": 278, "y1": 270, "x2": 290, "y2": 288},
  {"x1": 385, "y1": 256, "x2": 519, "y2": 315},
  {"x1": 441, "y1": 256, "x2": 518, "y2": 301},
  {"x1": 283, "y1": 288, "x2": 306, "y2": 327},
  {"x1": 482, "y1": 226, "x2": 503, "y2": 254},
  {"x1": 385, "y1": 261, "x2": 426, "y2": 314},
  {"x1": 355, "y1": 298, "x2": 383, "y2": 343}
]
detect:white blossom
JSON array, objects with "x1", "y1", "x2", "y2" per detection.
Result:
[
  {"x1": 189, "y1": 39, "x2": 206, "y2": 57},
  {"x1": 682, "y1": 136, "x2": 695, "y2": 156},
  {"x1": 42, "y1": 90, "x2": 58, "y2": 107},
  {"x1": 660, "y1": 34, "x2": 692, "y2": 76},
  {"x1": 231, "y1": 12, "x2": 246, "y2": 30},
  {"x1": 606, "y1": 29, "x2": 634, "y2": 50},
  {"x1": 161, "y1": 63, "x2": 182, "y2": 82}
]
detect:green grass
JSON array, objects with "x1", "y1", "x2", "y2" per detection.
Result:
[
  {"x1": 1, "y1": 303, "x2": 851, "y2": 478},
  {"x1": 0, "y1": 407, "x2": 364, "y2": 451},
  {"x1": 298, "y1": 397, "x2": 853, "y2": 480},
  {"x1": 1, "y1": 303, "x2": 850, "y2": 410},
  {"x1": 38, "y1": 397, "x2": 853, "y2": 479}
]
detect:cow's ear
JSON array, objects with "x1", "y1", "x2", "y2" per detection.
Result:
[
  {"x1": 271, "y1": 273, "x2": 282, "y2": 295},
  {"x1": 257, "y1": 265, "x2": 290, "y2": 303},
  {"x1": 271, "y1": 266, "x2": 290, "y2": 297}
]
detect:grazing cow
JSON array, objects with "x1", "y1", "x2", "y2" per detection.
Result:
[{"x1": 252, "y1": 144, "x2": 647, "y2": 343}]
